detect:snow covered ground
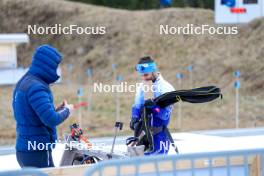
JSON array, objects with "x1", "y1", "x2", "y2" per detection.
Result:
[{"x1": 0, "y1": 127, "x2": 264, "y2": 172}]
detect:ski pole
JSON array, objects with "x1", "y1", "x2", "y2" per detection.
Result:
[
  {"x1": 86, "y1": 68, "x2": 93, "y2": 112},
  {"x1": 108, "y1": 122, "x2": 123, "y2": 159},
  {"x1": 176, "y1": 73, "x2": 183, "y2": 130},
  {"x1": 233, "y1": 70, "x2": 241, "y2": 129},
  {"x1": 77, "y1": 88, "x2": 84, "y2": 128}
]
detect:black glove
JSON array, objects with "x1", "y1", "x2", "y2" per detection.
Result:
[
  {"x1": 144, "y1": 99, "x2": 156, "y2": 108},
  {"x1": 130, "y1": 118, "x2": 139, "y2": 130}
]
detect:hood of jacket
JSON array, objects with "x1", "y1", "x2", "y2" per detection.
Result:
[{"x1": 29, "y1": 44, "x2": 62, "y2": 84}]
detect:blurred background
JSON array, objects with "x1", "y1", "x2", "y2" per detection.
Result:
[{"x1": 0, "y1": 0, "x2": 263, "y2": 146}]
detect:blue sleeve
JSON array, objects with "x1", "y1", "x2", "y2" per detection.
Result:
[
  {"x1": 131, "y1": 83, "x2": 144, "y2": 119},
  {"x1": 131, "y1": 105, "x2": 141, "y2": 119},
  {"x1": 27, "y1": 84, "x2": 70, "y2": 128}
]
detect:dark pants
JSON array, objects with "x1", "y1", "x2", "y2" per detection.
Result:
[{"x1": 16, "y1": 150, "x2": 54, "y2": 168}]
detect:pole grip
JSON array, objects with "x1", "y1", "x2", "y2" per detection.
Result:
[{"x1": 115, "y1": 122, "x2": 123, "y2": 130}]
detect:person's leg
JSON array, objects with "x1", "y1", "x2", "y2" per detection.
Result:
[
  {"x1": 16, "y1": 150, "x2": 54, "y2": 168},
  {"x1": 144, "y1": 132, "x2": 170, "y2": 155},
  {"x1": 48, "y1": 150, "x2": 55, "y2": 167}
]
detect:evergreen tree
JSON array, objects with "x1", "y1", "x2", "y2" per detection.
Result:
[{"x1": 68, "y1": 0, "x2": 214, "y2": 10}]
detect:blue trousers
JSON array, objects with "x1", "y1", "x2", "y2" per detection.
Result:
[
  {"x1": 145, "y1": 132, "x2": 170, "y2": 155},
  {"x1": 16, "y1": 150, "x2": 54, "y2": 168}
]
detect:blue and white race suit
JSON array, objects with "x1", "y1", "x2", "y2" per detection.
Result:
[{"x1": 131, "y1": 73, "x2": 175, "y2": 155}]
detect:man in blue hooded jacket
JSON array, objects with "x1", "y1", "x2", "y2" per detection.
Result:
[
  {"x1": 130, "y1": 56, "x2": 175, "y2": 155},
  {"x1": 12, "y1": 45, "x2": 74, "y2": 168}
]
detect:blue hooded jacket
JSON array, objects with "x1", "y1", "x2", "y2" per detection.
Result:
[{"x1": 12, "y1": 45, "x2": 70, "y2": 152}]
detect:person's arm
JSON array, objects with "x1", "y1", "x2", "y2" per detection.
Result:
[
  {"x1": 131, "y1": 83, "x2": 145, "y2": 119},
  {"x1": 27, "y1": 84, "x2": 70, "y2": 128},
  {"x1": 144, "y1": 98, "x2": 172, "y2": 121},
  {"x1": 152, "y1": 106, "x2": 172, "y2": 121},
  {"x1": 130, "y1": 83, "x2": 145, "y2": 130}
]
